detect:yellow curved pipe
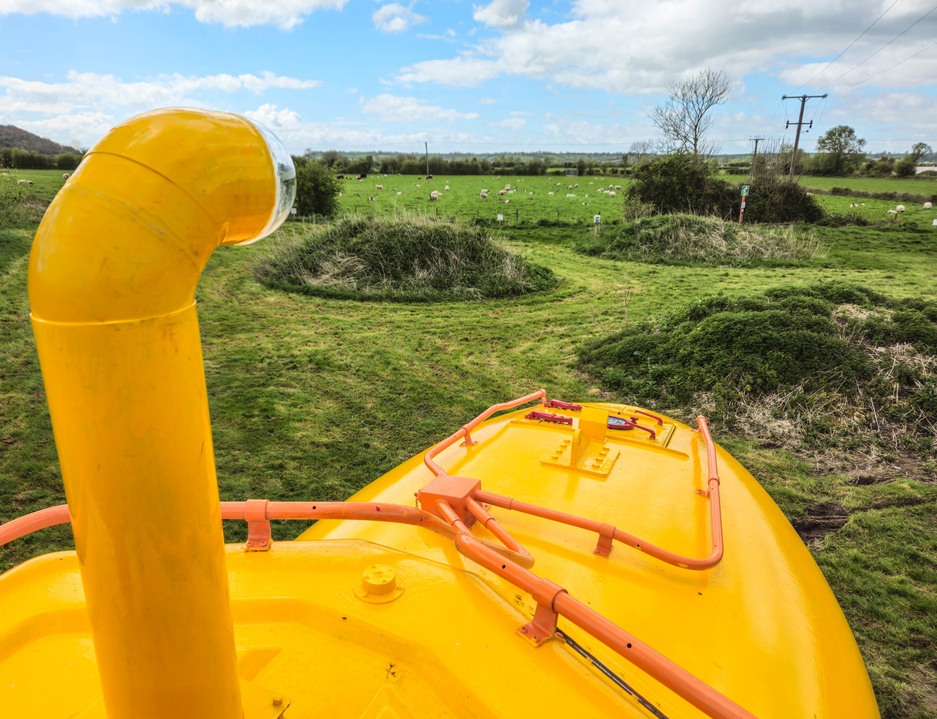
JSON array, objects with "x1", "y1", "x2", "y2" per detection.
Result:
[{"x1": 28, "y1": 108, "x2": 293, "y2": 718}]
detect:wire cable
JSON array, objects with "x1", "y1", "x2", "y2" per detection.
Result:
[
  {"x1": 818, "y1": 3, "x2": 937, "y2": 90},
  {"x1": 841, "y1": 37, "x2": 937, "y2": 89},
  {"x1": 796, "y1": 0, "x2": 900, "y2": 90}
]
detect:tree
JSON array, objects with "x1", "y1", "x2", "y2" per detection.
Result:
[
  {"x1": 909, "y1": 142, "x2": 932, "y2": 162},
  {"x1": 625, "y1": 153, "x2": 737, "y2": 217},
  {"x1": 651, "y1": 68, "x2": 729, "y2": 157},
  {"x1": 294, "y1": 161, "x2": 341, "y2": 217},
  {"x1": 813, "y1": 125, "x2": 866, "y2": 176}
]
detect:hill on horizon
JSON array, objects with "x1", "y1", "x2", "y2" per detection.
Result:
[{"x1": 0, "y1": 125, "x2": 79, "y2": 155}]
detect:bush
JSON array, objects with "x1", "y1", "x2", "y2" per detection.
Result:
[
  {"x1": 572, "y1": 213, "x2": 824, "y2": 266},
  {"x1": 294, "y1": 161, "x2": 341, "y2": 218},
  {"x1": 578, "y1": 284, "x2": 937, "y2": 457},
  {"x1": 254, "y1": 216, "x2": 559, "y2": 302},
  {"x1": 625, "y1": 154, "x2": 737, "y2": 218},
  {"x1": 743, "y1": 175, "x2": 825, "y2": 223}
]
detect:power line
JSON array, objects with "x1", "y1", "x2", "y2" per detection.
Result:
[
  {"x1": 841, "y1": 37, "x2": 937, "y2": 89},
  {"x1": 796, "y1": 0, "x2": 900, "y2": 90},
  {"x1": 818, "y1": 3, "x2": 937, "y2": 90}
]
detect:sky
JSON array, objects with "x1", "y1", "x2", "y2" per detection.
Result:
[{"x1": 0, "y1": 0, "x2": 935, "y2": 157}]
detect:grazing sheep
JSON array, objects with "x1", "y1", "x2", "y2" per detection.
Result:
[
  {"x1": 850, "y1": 203, "x2": 859, "y2": 208},
  {"x1": 503, "y1": 184, "x2": 511, "y2": 190},
  {"x1": 480, "y1": 189, "x2": 489, "y2": 198},
  {"x1": 17, "y1": 179, "x2": 32, "y2": 185},
  {"x1": 375, "y1": 184, "x2": 383, "y2": 190},
  {"x1": 615, "y1": 185, "x2": 622, "y2": 191},
  {"x1": 444, "y1": 185, "x2": 449, "y2": 191},
  {"x1": 547, "y1": 191, "x2": 554, "y2": 196},
  {"x1": 924, "y1": 202, "x2": 933, "y2": 209},
  {"x1": 425, "y1": 174, "x2": 433, "y2": 180},
  {"x1": 504, "y1": 199, "x2": 511, "y2": 204},
  {"x1": 498, "y1": 189, "x2": 507, "y2": 196},
  {"x1": 368, "y1": 197, "x2": 375, "y2": 202},
  {"x1": 887, "y1": 209, "x2": 898, "y2": 215},
  {"x1": 896, "y1": 205, "x2": 906, "y2": 212},
  {"x1": 396, "y1": 192, "x2": 403, "y2": 196},
  {"x1": 429, "y1": 191, "x2": 440, "y2": 201},
  {"x1": 608, "y1": 191, "x2": 616, "y2": 198},
  {"x1": 62, "y1": 173, "x2": 70, "y2": 180},
  {"x1": 566, "y1": 193, "x2": 576, "y2": 199}
]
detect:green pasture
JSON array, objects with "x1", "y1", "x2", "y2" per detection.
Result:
[
  {"x1": 335, "y1": 173, "x2": 627, "y2": 225},
  {"x1": 724, "y1": 172, "x2": 937, "y2": 199},
  {"x1": 2, "y1": 168, "x2": 937, "y2": 717}
]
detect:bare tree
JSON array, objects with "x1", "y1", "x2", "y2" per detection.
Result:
[{"x1": 651, "y1": 68, "x2": 729, "y2": 157}]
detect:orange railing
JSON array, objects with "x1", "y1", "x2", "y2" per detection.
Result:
[{"x1": 0, "y1": 393, "x2": 749, "y2": 718}]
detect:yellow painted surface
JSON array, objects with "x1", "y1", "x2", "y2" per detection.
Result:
[
  {"x1": 0, "y1": 402, "x2": 879, "y2": 717},
  {"x1": 26, "y1": 108, "x2": 281, "y2": 719}
]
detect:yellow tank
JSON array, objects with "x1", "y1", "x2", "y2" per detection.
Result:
[{"x1": 0, "y1": 109, "x2": 879, "y2": 719}]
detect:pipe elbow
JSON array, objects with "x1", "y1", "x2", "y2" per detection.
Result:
[{"x1": 28, "y1": 108, "x2": 295, "y2": 323}]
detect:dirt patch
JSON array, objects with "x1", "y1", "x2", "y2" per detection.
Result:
[{"x1": 790, "y1": 502, "x2": 850, "y2": 547}]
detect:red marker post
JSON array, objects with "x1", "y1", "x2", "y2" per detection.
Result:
[{"x1": 738, "y1": 184, "x2": 749, "y2": 224}]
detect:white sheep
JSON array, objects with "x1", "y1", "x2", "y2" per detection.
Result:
[
  {"x1": 444, "y1": 185, "x2": 449, "y2": 191},
  {"x1": 480, "y1": 189, "x2": 489, "y2": 198},
  {"x1": 924, "y1": 202, "x2": 933, "y2": 209},
  {"x1": 887, "y1": 209, "x2": 898, "y2": 215},
  {"x1": 608, "y1": 191, "x2": 616, "y2": 198},
  {"x1": 396, "y1": 191, "x2": 403, "y2": 196},
  {"x1": 62, "y1": 173, "x2": 70, "y2": 180},
  {"x1": 505, "y1": 199, "x2": 511, "y2": 204},
  {"x1": 375, "y1": 184, "x2": 383, "y2": 190},
  {"x1": 850, "y1": 203, "x2": 859, "y2": 208},
  {"x1": 615, "y1": 185, "x2": 622, "y2": 190},
  {"x1": 429, "y1": 190, "x2": 440, "y2": 201},
  {"x1": 548, "y1": 192, "x2": 554, "y2": 196},
  {"x1": 498, "y1": 189, "x2": 507, "y2": 196},
  {"x1": 566, "y1": 193, "x2": 576, "y2": 199},
  {"x1": 896, "y1": 205, "x2": 906, "y2": 212}
]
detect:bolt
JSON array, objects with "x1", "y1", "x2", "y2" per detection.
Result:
[{"x1": 272, "y1": 695, "x2": 283, "y2": 707}]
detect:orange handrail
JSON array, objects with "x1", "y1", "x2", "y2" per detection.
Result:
[
  {"x1": 423, "y1": 389, "x2": 546, "y2": 476},
  {"x1": 473, "y1": 415, "x2": 724, "y2": 571}
]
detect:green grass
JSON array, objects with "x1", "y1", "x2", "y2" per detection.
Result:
[
  {"x1": 723, "y1": 172, "x2": 937, "y2": 198},
  {"x1": 2, "y1": 170, "x2": 937, "y2": 716}
]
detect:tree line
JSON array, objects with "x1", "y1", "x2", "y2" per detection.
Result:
[{"x1": 0, "y1": 147, "x2": 83, "y2": 170}]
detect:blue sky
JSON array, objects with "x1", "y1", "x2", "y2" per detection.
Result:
[{"x1": 1, "y1": 0, "x2": 935, "y2": 156}]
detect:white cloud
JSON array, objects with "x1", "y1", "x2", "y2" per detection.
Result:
[
  {"x1": 473, "y1": 0, "x2": 528, "y2": 29},
  {"x1": 489, "y1": 117, "x2": 525, "y2": 130},
  {"x1": 360, "y1": 93, "x2": 478, "y2": 122},
  {"x1": 0, "y1": 0, "x2": 348, "y2": 29},
  {"x1": 477, "y1": 97, "x2": 497, "y2": 105},
  {"x1": 396, "y1": 0, "x2": 937, "y2": 94},
  {"x1": 372, "y1": 2, "x2": 427, "y2": 33},
  {"x1": 0, "y1": 70, "x2": 319, "y2": 147}
]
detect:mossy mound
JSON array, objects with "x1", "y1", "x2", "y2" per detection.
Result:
[
  {"x1": 579, "y1": 283, "x2": 937, "y2": 460},
  {"x1": 573, "y1": 214, "x2": 824, "y2": 266},
  {"x1": 255, "y1": 216, "x2": 558, "y2": 302}
]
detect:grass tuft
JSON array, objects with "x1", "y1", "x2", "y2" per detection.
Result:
[
  {"x1": 573, "y1": 213, "x2": 825, "y2": 266},
  {"x1": 254, "y1": 215, "x2": 559, "y2": 302}
]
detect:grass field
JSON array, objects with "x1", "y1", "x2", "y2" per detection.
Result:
[{"x1": 2, "y1": 169, "x2": 937, "y2": 717}]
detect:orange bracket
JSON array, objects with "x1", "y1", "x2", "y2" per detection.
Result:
[
  {"x1": 244, "y1": 499, "x2": 271, "y2": 552},
  {"x1": 594, "y1": 523, "x2": 616, "y2": 557},
  {"x1": 518, "y1": 580, "x2": 567, "y2": 646}
]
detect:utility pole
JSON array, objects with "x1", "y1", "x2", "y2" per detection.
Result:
[
  {"x1": 424, "y1": 141, "x2": 429, "y2": 177},
  {"x1": 749, "y1": 136, "x2": 764, "y2": 180},
  {"x1": 781, "y1": 94, "x2": 827, "y2": 181}
]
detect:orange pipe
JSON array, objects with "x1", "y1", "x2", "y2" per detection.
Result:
[
  {"x1": 424, "y1": 389, "x2": 546, "y2": 475},
  {"x1": 0, "y1": 504, "x2": 71, "y2": 545},
  {"x1": 449, "y1": 531, "x2": 754, "y2": 719}
]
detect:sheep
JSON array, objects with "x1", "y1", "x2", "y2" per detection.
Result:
[
  {"x1": 503, "y1": 184, "x2": 511, "y2": 190},
  {"x1": 566, "y1": 193, "x2": 576, "y2": 199},
  {"x1": 504, "y1": 199, "x2": 511, "y2": 204},
  {"x1": 375, "y1": 184, "x2": 383, "y2": 190},
  {"x1": 62, "y1": 173, "x2": 70, "y2": 180},
  {"x1": 608, "y1": 191, "x2": 616, "y2": 198},
  {"x1": 615, "y1": 185, "x2": 622, "y2": 190},
  {"x1": 896, "y1": 205, "x2": 906, "y2": 212},
  {"x1": 850, "y1": 203, "x2": 859, "y2": 208},
  {"x1": 444, "y1": 185, "x2": 450, "y2": 191},
  {"x1": 886, "y1": 209, "x2": 898, "y2": 215},
  {"x1": 480, "y1": 189, "x2": 489, "y2": 198},
  {"x1": 429, "y1": 190, "x2": 440, "y2": 201},
  {"x1": 924, "y1": 202, "x2": 933, "y2": 209},
  {"x1": 425, "y1": 174, "x2": 433, "y2": 180},
  {"x1": 17, "y1": 179, "x2": 32, "y2": 185},
  {"x1": 547, "y1": 191, "x2": 554, "y2": 196},
  {"x1": 498, "y1": 189, "x2": 507, "y2": 196},
  {"x1": 396, "y1": 191, "x2": 403, "y2": 196}
]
